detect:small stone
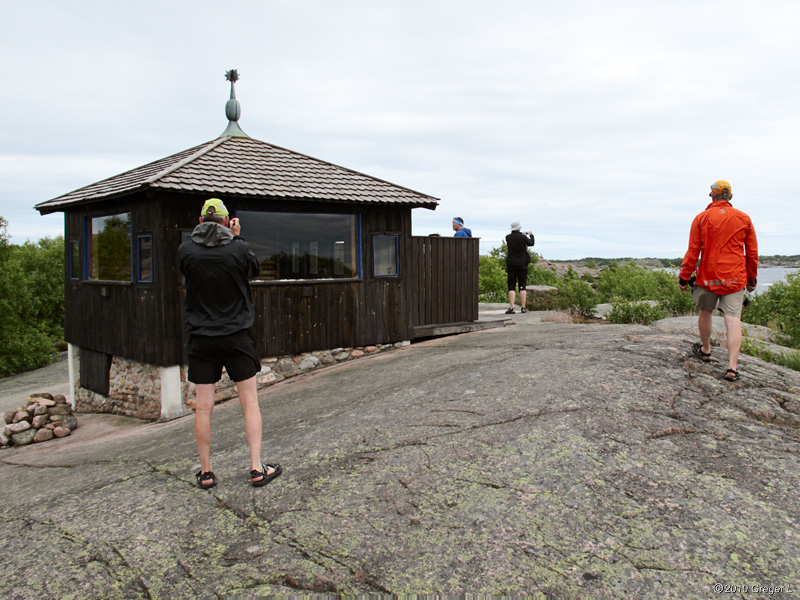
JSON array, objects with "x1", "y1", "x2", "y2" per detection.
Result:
[
  {"x1": 33, "y1": 428, "x2": 54, "y2": 443},
  {"x1": 4, "y1": 409, "x2": 17, "y2": 424},
  {"x1": 49, "y1": 415, "x2": 63, "y2": 422},
  {"x1": 364, "y1": 346, "x2": 377, "y2": 353},
  {"x1": 53, "y1": 426, "x2": 71, "y2": 438},
  {"x1": 32, "y1": 415, "x2": 49, "y2": 429},
  {"x1": 13, "y1": 411, "x2": 31, "y2": 424},
  {"x1": 61, "y1": 415, "x2": 78, "y2": 431},
  {"x1": 36, "y1": 398, "x2": 56, "y2": 407},
  {"x1": 298, "y1": 356, "x2": 320, "y2": 371},
  {"x1": 11, "y1": 429, "x2": 37, "y2": 446},
  {"x1": 54, "y1": 395, "x2": 67, "y2": 404},
  {"x1": 29, "y1": 393, "x2": 54, "y2": 401},
  {"x1": 47, "y1": 405, "x2": 72, "y2": 416},
  {"x1": 44, "y1": 423, "x2": 56, "y2": 430},
  {"x1": 0, "y1": 431, "x2": 10, "y2": 446},
  {"x1": 33, "y1": 405, "x2": 48, "y2": 416},
  {"x1": 8, "y1": 421, "x2": 31, "y2": 434},
  {"x1": 351, "y1": 349, "x2": 365, "y2": 358}
]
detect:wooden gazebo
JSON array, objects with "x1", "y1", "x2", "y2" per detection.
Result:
[{"x1": 35, "y1": 71, "x2": 479, "y2": 420}]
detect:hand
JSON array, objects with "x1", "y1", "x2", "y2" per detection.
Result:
[
  {"x1": 746, "y1": 283, "x2": 756, "y2": 293},
  {"x1": 229, "y1": 218, "x2": 241, "y2": 236},
  {"x1": 679, "y1": 283, "x2": 688, "y2": 292}
]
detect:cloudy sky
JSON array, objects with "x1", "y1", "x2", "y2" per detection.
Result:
[{"x1": 2, "y1": 0, "x2": 797, "y2": 259}]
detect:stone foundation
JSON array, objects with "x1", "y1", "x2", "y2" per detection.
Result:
[{"x1": 73, "y1": 341, "x2": 410, "y2": 421}]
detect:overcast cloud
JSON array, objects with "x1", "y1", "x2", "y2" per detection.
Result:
[{"x1": 1, "y1": 0, "x2": 797, "y2": 259}]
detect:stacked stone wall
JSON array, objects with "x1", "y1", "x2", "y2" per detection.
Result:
[
  {"x1": 74, "y1": 356, "x2": 161, "y2": 420},
  {"x1": 75, "y1": 341, "x2": 410, "y2": 420}
]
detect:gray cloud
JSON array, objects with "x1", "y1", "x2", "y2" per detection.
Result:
[{"x1": 1, "y1": 0, "x2": 796, "y2": 259}]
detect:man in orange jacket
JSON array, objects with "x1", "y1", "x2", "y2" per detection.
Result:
[{"x1": 679, "y1": 180, "x2": 758, "y2": 381}]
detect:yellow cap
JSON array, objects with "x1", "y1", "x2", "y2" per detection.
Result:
[
  {"x1": 200, "y1": 198, "x2": 229, "y2": 217},
  {"x1": 710, "y1": 180, "x2": 731, "y2": 196}
]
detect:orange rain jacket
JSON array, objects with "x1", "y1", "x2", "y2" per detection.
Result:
[{"x1": 679, "y1": 200, "x2": 758, "y2": 295}]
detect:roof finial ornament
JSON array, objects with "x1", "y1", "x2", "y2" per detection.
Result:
[{"x1": 220, "y1": 68, "x2": 249, "y2": 138}]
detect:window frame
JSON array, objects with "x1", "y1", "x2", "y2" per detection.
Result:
[
  {"x1": 84, "y1": 212, "x2": 133, "y2": 283},
  {"x1": 136, "y1": 234, "x2": 154, "y2": 283},
  {"x1": 372, "y1": 235, "x2": 400, "y2": 278},
  {"x1": 69, "y1": 240, "x2": 80, "y2": 280}
]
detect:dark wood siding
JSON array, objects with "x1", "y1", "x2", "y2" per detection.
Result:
[
  {"x1": 65, "y1": 192, "x2": 418, "y2": 365},
  {"x1": 411, "y1": 236, "x2": 479, "y2": 327},
  {"x1": 64, "y1": 194, "x2": 187, "y2": 366}
]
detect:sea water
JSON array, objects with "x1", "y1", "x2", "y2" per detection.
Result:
[{"x1": 753, "y1": 267, "x2": 798, "y2": 294}]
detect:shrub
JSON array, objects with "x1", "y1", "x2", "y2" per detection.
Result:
[
  {"x1": 607, "y1": 301, "x2": 667, "y2": 325},
  {"x1": 478, "y1": 254, "x2": 508, "y2": 303},
  {"x1": 556, "y1": 277, "x2": 597, "y2": 318},
  {"x1": 743, "y1": 272, "x2": 800, "y2": 348}
]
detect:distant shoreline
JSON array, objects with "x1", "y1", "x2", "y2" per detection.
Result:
[{"x1": 546, "y1": 256, "x2": 799, "y2": 269}]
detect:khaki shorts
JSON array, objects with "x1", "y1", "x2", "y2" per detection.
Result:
[{"x1": 692, "y1": 287, "x2": 745, "y2": 317}]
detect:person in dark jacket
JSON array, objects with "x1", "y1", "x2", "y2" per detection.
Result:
[
  {"x1": 178, "y1": 198, "x2": 281, "y2": 490},
  {"x1": 505, "y1": 221, "x2": 535, "y2": 314}
]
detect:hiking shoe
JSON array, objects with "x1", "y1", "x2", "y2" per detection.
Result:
[
  {"x1": 505, "y1": 308, "x2": 515, "y2": 314},
  {"x1": 521, "y1": 307, "x2": 528, "y2": 313}
]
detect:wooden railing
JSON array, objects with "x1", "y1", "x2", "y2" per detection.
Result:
[{"x1": 410, "y1": 236, "x2": 479, "y2": 327}]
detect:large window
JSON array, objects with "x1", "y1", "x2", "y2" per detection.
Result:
[
  {"x1": 86, "y1": 213, "x2": 132, "y2": 281},
  {"x1": 237, "y1": 211, "x2": 360, "y2": 281}
]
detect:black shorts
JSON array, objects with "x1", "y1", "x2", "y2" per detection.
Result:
[
  {"x1": 507, "y1": 265, "x2": 529, "y2": 292},
  {"x1": 187, "y1": 329, "x2": 260, "y2": 384}
]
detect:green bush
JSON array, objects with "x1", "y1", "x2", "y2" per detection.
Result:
[
  {"x1": 478, "y1": 254, "x2": 508, "y2": 303},
  {"x1": 556, "y1": 276, "x2": 597, "y2": 318},
  {"x1": 743, "y1": 272, "x2": 800, "y2": 348},
  {"x1": 607, "y1": 301, "x2": 667, "y2": 325}
]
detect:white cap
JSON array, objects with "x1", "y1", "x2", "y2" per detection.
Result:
[{"x1": 511, "y1": 221, "x2": 521, "y2": 231}]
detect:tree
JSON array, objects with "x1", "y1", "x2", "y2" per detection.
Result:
[{"x1": 0, "y1": 217, "x2": 59, "y2": 376}]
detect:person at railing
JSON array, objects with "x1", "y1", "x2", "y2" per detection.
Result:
[{"x1": 452, "y1": 217, "x2": 473, "y2": 237}]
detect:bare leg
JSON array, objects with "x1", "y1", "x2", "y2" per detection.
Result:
[
  {"x1": 236, "y1": 376, "x2": 263, "y2": 473},
  {"x1": 194, "y1": 383, "x2": 216, "y2": 473},
  {"x1": 520, "y1": 289, "x2": 527, "y2": 310},
  {"x1": 697, "y1": 309, "x2": 713, "y2": 355},
  {"x1": 508, "y1": 290, "x2": 516, "y2": 309},
  {"x1": 724, "y1": 315, "x2": 742, "y2": 371}
]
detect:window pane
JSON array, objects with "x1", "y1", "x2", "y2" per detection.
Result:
[
  {"x1": 137, "y1": 235, "x2": 153, "y2": 282},
  {"x1": 69, "y1": 240, "x2": 80, "y2": 279},
  {"x1": 373, "y1": 236, "x2": 398, "y2": 276},
  {"x1": 88, "y1": 213, "x2": 131, "y2": 281},
  {"x1": 237, "y1": 211, "x2": 359, "y2": 280}
]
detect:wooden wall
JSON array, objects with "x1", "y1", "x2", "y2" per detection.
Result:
[
  {"x1": 410, "y1": 236, "x2": 479, "y2": 327},
  {"x1": 63, "y1": 193, "x2": 418, "y2": 365}
]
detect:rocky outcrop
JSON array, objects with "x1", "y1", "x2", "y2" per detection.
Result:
[{"x1": 1, "y1": 394, "x2": 77, "y2": 449}]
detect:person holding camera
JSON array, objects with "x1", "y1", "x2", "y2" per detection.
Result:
[
  {"x1": 178, "y1": 198, "x2": 281, "y2": 489},
  {"x1": 679, "y1": 181, "x2": 758, "y2": 382},
  {"x1": 505, "y1": 221, "x2": 535, "y2": 314}
]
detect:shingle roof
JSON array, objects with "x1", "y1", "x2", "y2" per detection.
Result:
[{"x1": 35, "y1": 136, "x2": 440, "y2": 214}]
